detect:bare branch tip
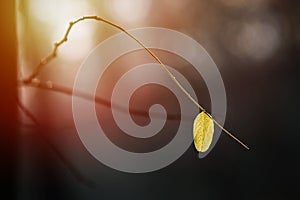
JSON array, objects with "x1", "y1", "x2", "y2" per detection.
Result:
[
  {"x1": 51, "y1": 51, "x2": 57, "y2": 58},
  {"x1": 41, "y1": 59, "x2": 47, "y2": 65}
]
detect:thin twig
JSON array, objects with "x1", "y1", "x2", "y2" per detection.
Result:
[
  {"x1": 16, "y1": 97, "x2": 95, "y2": 187},
  {"x1": 21, "y1": 15, "x2": 249, "y2": 150},
  {"x1": 22, "y1": 16, "x2": 126, "y2": 83}
]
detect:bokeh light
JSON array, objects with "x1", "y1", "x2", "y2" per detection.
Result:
[
  {"x1": 223, "y1": 15, "x2": 282, "y2": 63},
  {"x1": 105, "y1": 0, "x2": 152, "y2": 24},
  {"x1": 235, "y1": 20, "x2": 280, "y2": 62}
]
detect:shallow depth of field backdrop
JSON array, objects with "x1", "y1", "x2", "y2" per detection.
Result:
[{"x1": 12, "y1": 0, "x2": 300, "y2": 199}]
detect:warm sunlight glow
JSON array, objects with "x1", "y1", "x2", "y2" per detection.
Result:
[
  {"x1": 28, "y1": 0, "x2": 95, "y2": 60},
  {"x1": 106, "y1": 0, "x2": 152, "y2": 24}
]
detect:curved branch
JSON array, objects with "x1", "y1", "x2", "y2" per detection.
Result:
[{"x1": 20, "y1": 15, "x2": 249, "y2": 150}]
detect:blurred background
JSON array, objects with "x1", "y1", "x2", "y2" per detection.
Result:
[{"x1": 2, "y1": 0, "x2": 299, "y2": 199}]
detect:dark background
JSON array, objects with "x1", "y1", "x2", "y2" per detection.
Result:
[{"x1": 1, "y1": 0, "x2": 300, "y2": 199}]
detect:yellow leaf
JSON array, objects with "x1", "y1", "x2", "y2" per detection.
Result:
[{"x1": 193, "y1": 112, "x2": 214, "y2": 152}]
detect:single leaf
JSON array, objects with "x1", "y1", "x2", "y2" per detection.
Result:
[{"x1": 193, "y1": 112, "x2": 214, "y2": 152}]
